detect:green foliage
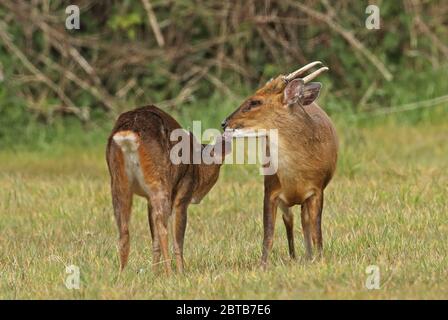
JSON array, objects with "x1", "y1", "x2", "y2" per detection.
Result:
[
  {"x1": 0, "y1": 0, "x2": 447, "y2": 147},
  {"x1": 0, "y1": 86, "x2": 29, "y2": 145},
  {"x1": 108, "y1": 12, "x2": 143, "y2": 40}
]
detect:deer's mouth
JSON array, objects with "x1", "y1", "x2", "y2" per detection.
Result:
[{"x1": 224, "y1": 128, "x2": 268, "y2": 139}]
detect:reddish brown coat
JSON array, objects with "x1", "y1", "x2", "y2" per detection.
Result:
[
  {"x1": 106, "y1": 105, "x2": 227, "y2": 273},
  {"x1": 223, "y1": 75, "x2": 338, "y2": 264}
]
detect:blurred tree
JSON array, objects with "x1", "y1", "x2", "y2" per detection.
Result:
[{"x1": 0, "y1": 0, "x2": 446, "y2": 124}]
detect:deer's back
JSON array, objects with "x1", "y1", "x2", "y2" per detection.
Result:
[
  {"x1": 106, "y1": 105, "x2": 191, "y2": 198},
  {"x1": 109, "y1": 105, "x2": 181, "y2": 142}
]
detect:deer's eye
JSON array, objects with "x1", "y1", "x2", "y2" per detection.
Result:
[{"x1": 243, "y1": 100, "x2": 262, "y2": 112}]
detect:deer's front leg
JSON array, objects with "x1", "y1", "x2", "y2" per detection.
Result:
[
  {"x1": 261, "y1": 191, "x2": 279, "y2": 268},
  {"x1": 261, "y1": 175, "x2": 282, "y2": 268}
]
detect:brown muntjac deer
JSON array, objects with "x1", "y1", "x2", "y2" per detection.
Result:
[
  {"x1": 222, "y1": 62, "x2": 338, "y2": 266},
  {"x1": 106, "y1": 105, "x2": 230, "y2": 274}
]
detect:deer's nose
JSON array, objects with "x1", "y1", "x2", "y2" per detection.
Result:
[{"x1": 221, "y1": 118, "x2": 228, "y2": 130}]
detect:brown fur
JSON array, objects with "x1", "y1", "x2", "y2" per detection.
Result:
[
  {"x1": 223, "y1": 76, "x2": 338, "y2": 264},
  {"x1": 106, "y1": 105, "x2": 227, "y2": 274}
]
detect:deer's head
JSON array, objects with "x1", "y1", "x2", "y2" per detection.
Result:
[{"x1": 221, "y1": 62, "x2": 328, "y2": 136}]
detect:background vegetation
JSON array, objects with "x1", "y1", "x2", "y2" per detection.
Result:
[
  {"x1": 0, "y1": 0, "x2": 447, "y2": 299},
  {"x1": 0, "y1": 0, "x2": 447, "y2": 146}
]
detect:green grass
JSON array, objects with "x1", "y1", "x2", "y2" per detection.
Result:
[{"x1": 0, "y1": 111, "x2": 447, "y2": 299}]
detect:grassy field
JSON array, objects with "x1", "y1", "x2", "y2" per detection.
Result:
[{"x1": 0, "y1": 111, "x2": 447, "y2": 299}]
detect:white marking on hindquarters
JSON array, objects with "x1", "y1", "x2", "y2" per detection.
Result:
[
  {"x1": 113, "y1": 131, "x2": 152, "y2": 197},
  {"x1": 113, "y1": 131, "x2": 139, "y2": 152}
]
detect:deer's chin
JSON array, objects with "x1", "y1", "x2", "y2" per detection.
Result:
[{"x1": 225, "y1": 128, "x2": 267, "y2": 138}]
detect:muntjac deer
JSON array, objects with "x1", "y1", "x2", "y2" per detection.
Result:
[
  {"x1": 106, "y1": 105, "x2": 230, "y2": 274},
  {"x1": 222, "y1": 62, "x2": 338, "y2": 266}
]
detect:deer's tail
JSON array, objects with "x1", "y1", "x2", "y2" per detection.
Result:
[{"x1": 112, "y1": 130, "x2": 140, "y2": 153}]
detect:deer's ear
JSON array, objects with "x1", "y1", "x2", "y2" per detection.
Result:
[
  {"x1": 283, "y1": 79, "x2": 304, "y2": 105},
  {"x1": 299, "y1": 82, "x2": 321, "y2": 106}
]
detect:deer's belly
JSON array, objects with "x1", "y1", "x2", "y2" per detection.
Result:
[
  {"x1": 274, "y1": 146, "x2": 335, "y2": 205},
  {"x1": 276, "y1": 168, "x2": 318, "y2": 205},
  {"x1": 278, "y1": 183, "x2": 315, "y2": 206}
]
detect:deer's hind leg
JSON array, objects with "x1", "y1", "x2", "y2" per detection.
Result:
[
  {"x1": 110, "y1": 155, "x2": 133, "y2": 271},
  {"x1": 147, "y1": 203, "x2": 161, "y2": 272},
  {"x1": 138, "y1": 143, "x2": 173, "y2": 275},
  {"x1": 300, "y1": 202, "x2": 312, "y2": 260},
  {"x1": 149, "y1": 190, "x2": 172, "y2": 275},
  {"x1": 302, "y1": 191, "x2": 324, "y2": 260},
  {"x1": 306, "y1": 191, "x2": 324, "y2": 259},
  {"x1": 173, "y1": 198, "x2": 189, "y2": 274},
  {"x1": 280, "y1": 201, "x2": 296, "y2": 260}
]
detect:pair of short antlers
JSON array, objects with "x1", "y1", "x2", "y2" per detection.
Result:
[{"x1": 283, "y1": 61, "x2": 329, "y2": 83}]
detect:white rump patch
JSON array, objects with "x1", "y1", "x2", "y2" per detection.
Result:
[
  {"x1": 113, "y1": 131, "x2": 139, "y2": 152},
  {"x1": 113, "y1": 131, "x2": 150, "y2": 197}
]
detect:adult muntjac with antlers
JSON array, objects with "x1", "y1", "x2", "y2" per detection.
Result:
[
  {"x1": 106, "y1": 106, "x2": 230, "y2": 274},
  {"x1": 222, "y1": 62, "x2": 338, "y2": 266}
]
